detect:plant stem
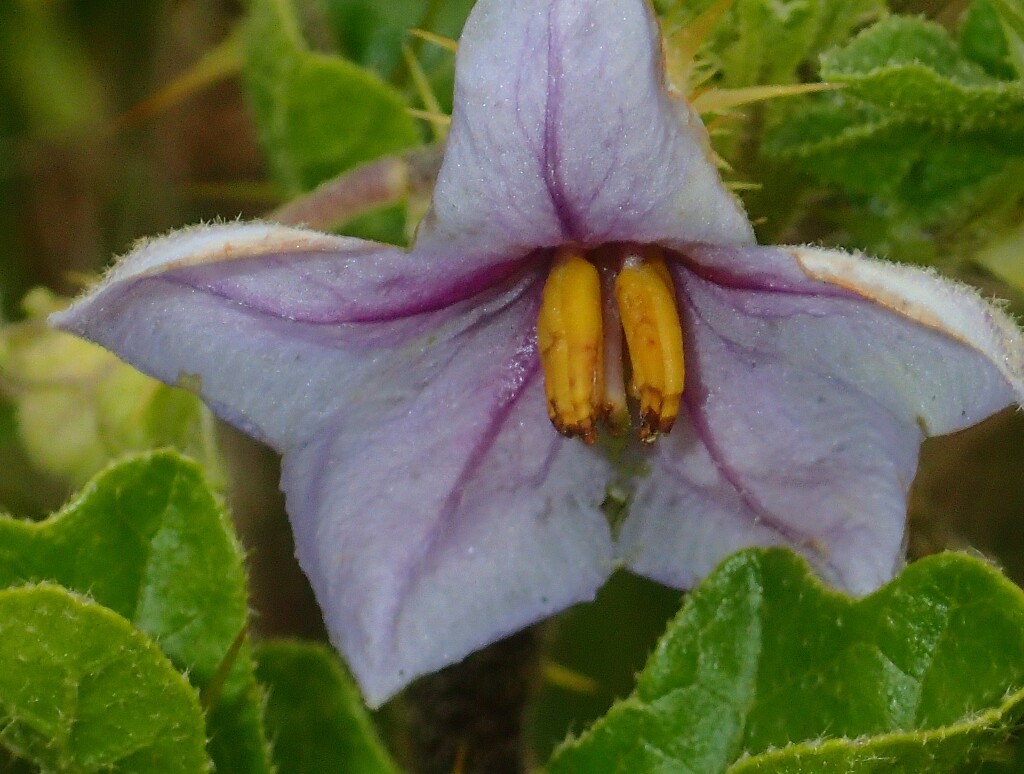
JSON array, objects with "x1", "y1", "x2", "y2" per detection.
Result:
[{"x1": 390, "y1": 627, "x2": 544, "y2": 774}]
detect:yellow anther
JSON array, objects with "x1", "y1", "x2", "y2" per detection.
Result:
[
  {"x1": 537, "y1": 246, "x2": 604, "y2": 444},
  {"x1": 538, "y1": 243, "x2": 687, "y2": 445},
  {"x1": 614, "y1": 246, "x2": 685, "y2": 442}
]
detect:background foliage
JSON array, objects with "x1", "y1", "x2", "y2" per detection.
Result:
[{"x1": 0, "y1": 0, "x2": 1022, "y2": 771}]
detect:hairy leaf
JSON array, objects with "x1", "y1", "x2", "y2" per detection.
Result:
[
  {"x1": 658, "y1": 0, "x2": 886, "y2": 86},
  {"x1": 821, "y1": 16, "x2": 1024, "y2": 130},
  {"x1": 256, "y1": 641, "x2": 400, "y2": 774},
  {"x1": 0, "y1": 452, "x2": 272, "y2": 773},
  {"x1": 961, "y1": 0, "x2": 1018, "y2": 79},
  {"x1": 548, "y1": 550, "x2": 1024, "y2": 773},
  {"x1": 324, "y1": 0, "x2": 473, "y2": 112},
  {"x1": 0, "y1": 584, "x2": 211, "y2": 772},
  {"x1": 243, "y1": 0, "x2": 420, "y2": 193}
]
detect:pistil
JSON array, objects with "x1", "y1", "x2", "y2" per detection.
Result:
[{"x1": 598, "y1": 261, "x2": 629, "y2": 433}]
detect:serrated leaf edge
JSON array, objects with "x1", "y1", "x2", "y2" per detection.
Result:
[
  {"x1": 548, "y1": 550, "x2": 1024, "y2": 773},
  {"x1": 726, "y1": 685, "x2": 1024, "y2": 772},
  {"x1": 0, "y1": 582, "x2": 213, "y2": 773}
]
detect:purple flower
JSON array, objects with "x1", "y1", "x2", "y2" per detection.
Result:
[{"x1": 54, "y1": 0, "x2": 1023, "y2": 705}]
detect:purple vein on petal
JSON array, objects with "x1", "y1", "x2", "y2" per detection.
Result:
[
  {"x1": 542, "y1": 0, "x2": 581, "y2": 240},
  {"x1": 386, "y1": 365, "x2": 544, "y2": 649},
  {"x1": 166, "y1": 254, "x2": 532, "y2": 325},
  {"x1": 679, "y1": 389, "x2": 833, "y2": 566},
  {"x1": 677, "y1": 252, "x2": 859, "y2": 299},
  {"x1": 284, "y1": 279, "x2": 543, "y2": 612},
  {"x1": 385, "y1": 314, "x2": 544, "y2": 648},
  {"x1": 677, "y1": 281, "x2": 848, "y2": 579}
]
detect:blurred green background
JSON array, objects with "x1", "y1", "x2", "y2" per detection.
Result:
[{"x1": 1, "y1": 0, "x2": 1022, "y2": 766}]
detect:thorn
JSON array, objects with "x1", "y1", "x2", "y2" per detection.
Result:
[
  {"x1": 541, "y1": 660, "x2": 599, "y2": 694},
  {"x1": 403, "y1": 44, "x2": 448, "y2": 141},
  {"x1": 664, "y1": 0, "x2": 736, "y2": 92},
  {"x1": 108, "y1": 31, "x2": 242, "y2": 134},
  {"x1": 409, "y1": 28, "x2": 458, "y2": 52},
  {"x1": 726, "y1": 181, "x2": 763, "y2": 192},
  {"x1": 407, "y1": 108, "x2": 452, "y2": 128},
  {"x1": 692, "y1": 82, "x2": 843, "y2": 115}
]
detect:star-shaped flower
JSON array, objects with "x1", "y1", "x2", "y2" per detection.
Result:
[{"x1": 54, "y1": 0, "x2": 1023, "y2": 706}]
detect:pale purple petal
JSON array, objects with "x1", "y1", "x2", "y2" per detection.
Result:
[
  {"x1": 619, "y1": 246, "x2": 1022, "y2": 594},
  {"x1": 284, "y1": 351, "x2": 615, "y2": 706},
  {"x1": 53, "y1": 222, "x2": 615, "y2": 705},
  {"x1": 52, "y1": 223, "x2": 527, "y2": 448},
  {"x1": 791, "y1": 245, "x2": 1024, "y2": 410},
  {"x1": 416, "y1": 0, "x2": 753, "y2": 260}
]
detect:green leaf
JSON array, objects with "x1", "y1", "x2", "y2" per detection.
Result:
[
  {"x1": 763, "y1": 95, "x2": 914, "y2": 196},
  {"x1": 323, "y1": 0, "x2": 473, "y2": 112},
  {"x1": 243, "y1": 0, "x2": 420, "y2": 193},
  {"x1": 0, "y1": 401, "x2": 65, "y2": 520},
  {"x1": 892, "y1": 138, "x2": 1020, "y2": 222},
  {"x1": 0, "y1": 583, "x2": 211, "y2": 772},
  {"x1": 725, "y1": 0, "x2": 824, "y2": 86},
  {"x1": 820, "y1": 16, "x2": 1024, "y2": 130},
  {"x1": 548, "y1": 549, "x2": 1024, "y2": 773},
  {"x1": 658, "y1": 0, "x2": 886, "y2": 87},
  {"x1": 762, "y1": 79, "x2": 1024, "y2": 242},
  {"x1": 979, "y1": 730, "x2": 1024, "y2": 772},
  {"x1": 990, "y1": 0, "x2": 1024, "y2": 77},
  {"x1": 326, "y1": 0, "x2": 427, "y2": 77},
  {"x1": 528, "y1": 572, "x2": 684, "y2": 762},
  {"x1": 961, "y1": 0, "x2": 1018, "y2": 80},
  {"x1": 806, "y1": 0, "x2": 890, "y2": 61},
  {"x1": 0, "y1": 452, "x2": 272, "y2": 774},
  {"x1": 255, "y1": 640, "x2": 401, "y2": 774}
]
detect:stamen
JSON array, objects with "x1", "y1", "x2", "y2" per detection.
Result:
[
  {"x1": 614, "y1": 246, "x2": 685, "y2": 442},
  {"x1": 537, "y1": 246, "x2": 604, "y2": 444},
  {"x1": 538, "y1": 244, "x2": 687, "y2": 444}
]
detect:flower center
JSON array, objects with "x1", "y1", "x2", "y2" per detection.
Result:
[{"x1": 537, "y1": 244, "x2": 685, "y2": 445}]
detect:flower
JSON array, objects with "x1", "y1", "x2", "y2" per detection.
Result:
[{"x1": 54, "y1": 0, "x2": 1023, "y2": 706}]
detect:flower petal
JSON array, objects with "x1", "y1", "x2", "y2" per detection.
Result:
[
  {"x1": 417, "y1": 0, "x2": 753, "y2": 258},
  {"x1": 619, "y1": 246, "x2": 1022, "y2": 594},
  {"x1": 792, "y1": 245, "x2": 1024, "y2": 407},
  {"x1": 53, "y1": 222, "x2": 616, "y2": 705},
  {"x1": 52, "y1": 222, "x2": 526, "y2": 448},
  {"x1": 283, "y1": 346, "x2": 615, "y2": 706}
]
